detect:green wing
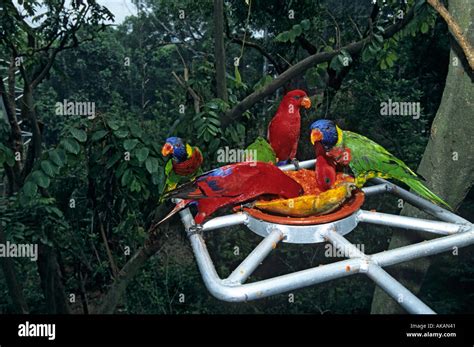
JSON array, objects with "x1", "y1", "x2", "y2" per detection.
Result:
[
  {"x1": 245, "y1": 136, "x2": 277, "y2": 163},
  {"x1": 159, "y1": 158, "x2": 202, "y2": 203},
  {"x1": 342, "y1": 131, "x2": 450, "y2": 208}
]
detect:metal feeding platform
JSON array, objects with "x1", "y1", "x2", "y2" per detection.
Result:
[{"x1": 177, "y1": 159, "x2": 474, "y2": 314}]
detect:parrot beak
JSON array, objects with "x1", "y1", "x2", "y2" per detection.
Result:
[
  {"x1": 161, "y1": 143, "x2": 174, "y2": 157},
  {"x1": 310, "y1": 129, "x2": 323, "y2": 144},
  {"x1": 301, "y1": 96, "x2": 312, "y2": 109}
]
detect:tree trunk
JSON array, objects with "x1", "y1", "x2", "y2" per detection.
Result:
[
  {"x1": 371, "y1": 0, "x2": 474, "y2": 314},
  {"x1": 213, "y1": 0, "x2": 228, "y2": 102},
  {"x1": 0, "y1": 224, "x2": 29, "y2": 313},
  {"x1": 95, "y1": 223, "x2": 170, "y2": 314},
  {"x1": 37, "y1": 246, "x2": 72, "y2": 314}
]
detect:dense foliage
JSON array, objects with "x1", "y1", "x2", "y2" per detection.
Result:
[{"x1": 0, "y1": 0, "x2": 472, "y2": 314}]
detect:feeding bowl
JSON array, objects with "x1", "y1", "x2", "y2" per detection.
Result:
[{"x1": 233, "y1": 190, "x2": 365, "y2": 244}]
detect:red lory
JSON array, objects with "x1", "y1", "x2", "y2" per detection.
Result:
[
  {"x1": 267, "y1": 89, "x2": 311, "y2": 166},
  {"x1": 159, "y1": 161, "x2": 303, "y2": 224},
  {"x1": 313, "y1": 141, "x2": 337, "y2": 191}
]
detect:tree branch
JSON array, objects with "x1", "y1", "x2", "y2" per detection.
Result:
[
  {"x1": 214, "y1": 0, "x2": 228, "y2": 101},
  {"x1": 427, "y1": 0, "x2": 474, "y2": 70},
  {"x1": 224, "y1": 6, "x2": 284, "y2": 74},
  {"x1": 222, "y1": 5, "x2": 414, "y2": 127},
  {"x1": 172, "y1": 71, "x2": 201, "y2": 114},
  {"x1": 95, "y1": 211, "x2": 170, "y2": 314},
  {"x1": 230, "y1": 36, "x2": 285, "y2": 74}
]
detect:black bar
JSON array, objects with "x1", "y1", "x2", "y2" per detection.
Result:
[{"x1": 0, "y1": 314, "x2": 472, "y2": 345}]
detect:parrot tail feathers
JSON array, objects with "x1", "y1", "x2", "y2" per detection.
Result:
[
  {"x1": 404, "y1": 178, "x2": 452, "y2": 210},
  {"x1": 156, "y1": 199, "x2": 192, "y2": 225},
  {"x1": 163, "y1": 180, "x2": 203, "y2": 200}
]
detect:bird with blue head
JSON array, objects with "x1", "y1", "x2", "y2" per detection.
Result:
[
  {"x1": 161, "y1": 136, "x2": 203, "y2": 196},
  {"x1": 309, "y1": 119, "x2": 450, "y2": 208}
]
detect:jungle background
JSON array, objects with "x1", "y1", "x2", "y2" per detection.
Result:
[{"x1": 0, "y1": 0, "x2": 473, "y2": 314}]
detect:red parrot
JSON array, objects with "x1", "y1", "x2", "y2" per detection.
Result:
[
  {"x1": 314, "y1": 141, "x2": 336, "y2": 192},
  {"x1": 267, "y1": 89, "x2": 312, "y2": 165},
  {"x1": 160, "y1": 161, "x2": 303, "y2": 224}
]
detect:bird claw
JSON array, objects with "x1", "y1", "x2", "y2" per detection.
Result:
[
  {"x1": 188, "y1": 224, "x2": 203, "y2": 235},
  {"x1": 291, "y1": 158, "x2": 300, "y2": 171}
]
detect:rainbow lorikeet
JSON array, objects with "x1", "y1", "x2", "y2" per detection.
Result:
[
  {"x1": 161, "y1": 161, "x2": 303, "y2": 224},
  {"x1": 309, "y1": 119, "x2": 450, "y2": 208},
  {"x1": 161, "y1": 137, "x2": 203, "y2": 196},
  {"x1": 267, "y1": 89, "x2": 311, "y2": 165}
]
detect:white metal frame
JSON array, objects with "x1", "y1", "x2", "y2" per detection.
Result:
[{"x1": 177, "y1": 159, "x2": 473, "y2": 314}]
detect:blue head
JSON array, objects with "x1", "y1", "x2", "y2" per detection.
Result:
[
  {"x1": 161, "y1": 136, "x2": 188, "y2": 162},
  {"x1": 309, "y1": 119, "x2": 339, "y2": 149}
]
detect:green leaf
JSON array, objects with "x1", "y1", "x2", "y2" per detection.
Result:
[
  {"x1": 420, "y1": 22, "x2": 429, "y2": 34},
  {"x1": 329, "y1": 55, "x2": 343, "y2": 72},
  {"x1": 106, "y1": 152, "x2": 121, "y2": 169},
  {"x1": 4, "y1": 150, "x2": 15, "y2": 166},
  {"x1": 387, "y1": 51, "x2": 398, "y2": 62},
  {"x1": 49, "y1": 150, "x2": 64, "y2": 167},
  {"x1": 275, "y1": 31, "x2": 290, "y2": 42},
  {"x1": 41, "y1": 160, "x2": 56, "y2": 177},
  {"x1": 152, "y1": 170, "x2": 164, "y2": 186},
  {"x1": 106, "y1": 119, "x2": 120, "y2": 130},
  {"x1": 31, "y1": 170, "x2": 50, "y2": 188},
  {"x1": 385, "y1": 56, "x2": 395, "y2": 68},
  {"x1": 288, "y1": 30, "x2": 297, "y2": 43},
  {"x1": 101, "y1": 144, "x2": 114, "y2": 155},
  {"x1": 362, "y1": 48, "x2": 371, "y2": 62},
  {"x1": 234, "y1": 65, "x2": 242, "y2": 84},
  {"x1": 206, "y1": 101, "x2": 219, "y2": 110},
  {"x1": 301, "y1": 19, "x2": 311, "y2": 31},
  {"x1": 115, "y1": 162, "x2": 128, "y2": 178},
  {"x1": 23, "y1": 181, "x2": 38, "y2": 197},
  {"x1": 121, "y1": 168, "x2": 133, "y2": 186},
  {"x1": 129, "y1": 123, "x2": 142, "y2": 138},
  {"x1": 114, "y1": 129, "x2": 129, "y2": 138},
  {"x1": 135, "y1": 147, "x2": 149, "y2": 162},
  {"x1": 91, "y1": 130, "x2": 108, "y2": 141},
  {"x1": 130, "y1": 178, "x2": 141, "y2": 192},
  {"x1": 373, "y1": 34, "x2": 384, "y2": 44},
  {"x1": 145, "y1": 156, "x2": 159, "y2": 174},
  {"x1": 368, "y1": 43, "x2": 380, "y2": 54},
  {"x1": 69, "y1": 128, "x2": 87, "y2": 142},
  {"x1": 292, "y1": 24, "x2": 302, "y2": 37},
  {"x1": 124, "y1": 139, "x2": 139, "y2": 151},
  {"x1": 62, "y1": 138, "x2": 80, "y2": 155}
]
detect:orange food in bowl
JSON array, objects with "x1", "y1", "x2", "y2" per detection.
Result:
[{"x1": 284, "y1": 169, "x2": 354, "y2": 195}]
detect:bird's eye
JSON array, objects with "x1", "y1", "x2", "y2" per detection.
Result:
[
  {"x1": 325, "y1": 178, "x2": 330, "y2": 184},
  {"x1": 293, "y1": 96, "x2": 300, "y2": 100},
  {"x1": 176, "y1": 144, "x2": 181, "y2": 147}
]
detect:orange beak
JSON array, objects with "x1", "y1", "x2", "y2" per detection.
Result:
[
  {"x1": 161, "y1": 143, "x2": 174, "y2": 157},
  {"x1": 301, "y1": 96, "x2": 311, "y2": 109},
  {"x1": 310, "y1": 129, "x2": 323, "y2": 144}
]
